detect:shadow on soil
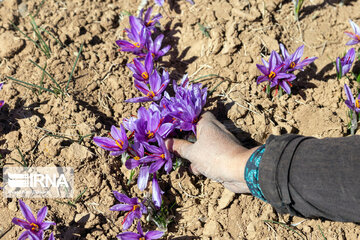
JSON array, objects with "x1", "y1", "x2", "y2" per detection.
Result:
[{"x1": 300, "y1": 0, "x2": 359, "y2": 21}]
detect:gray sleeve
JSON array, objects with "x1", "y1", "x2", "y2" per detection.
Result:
[{"x1": 259, "y1": 134, "x2": 360, "y2": 222}]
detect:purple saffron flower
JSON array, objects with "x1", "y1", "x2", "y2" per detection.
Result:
[
  {"x1": 148, "y1": 34, "x2": 171, "y2": 61},
  {"x1": 256, "y1": 51, "x2": 295, "y2": 88},
  {"x1": 138, "y1": 8, "x2": 162, "y2": 31},
  {"x1": 93, "y1": 125, "x2": 129, "y2": 156},
  {"x1": 117, "y1": 221, "x2": 163, "y2": 240},
  {"x1": 127, "y1": 53, "x2": 154, "y2": 82},
  {"x1": 110, "y1": 191, "x2": 147, "y2": 230},
  {"x1": 344, "y1": 84, "x2": 360, "y2": 113},
  {"x1": 345, "y1": 19, "x2": 360, "y2": 46},
  {"x1": 143, "y1": 136, "x2": 173, "y2": 174},
  {"x1": 116, "y1": 16, "x2": 148, "y2": 54},
  {"x1": 152, "y1": 173, "x2": 163, "y2": 209},
  {"x1": 0, "y1": 83, "x2": 4, "y2": 108},
  {"x1": 12, "y1": 200, "x2": 55, "y2": 240},
  {"x1": 336, "y1": 48, "x2": 356, "y2": 78},
  {"x1": 279, "y1": 44, "x2": 317, "y2": 72},
  {"x1": 126, "y1": 70, "x2": 170, "y2": 103},
  {"x1": 161, "y1": 76, "x2": 207, "y2": 134},
  {"x1": 133, "y1": 106, "x2": 174, "y2": 144}
]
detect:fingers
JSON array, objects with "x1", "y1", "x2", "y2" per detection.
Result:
[
  {"x1": 165, "y1": 138, "x2": 194, "y2": 161},
  {"x1": 196, "y1": 111, "x2": 216, "y2": 137}
]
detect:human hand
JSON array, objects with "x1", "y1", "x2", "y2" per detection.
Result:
[{"x1": 166, "y1": 112, "x2": 258, "y2": 193}]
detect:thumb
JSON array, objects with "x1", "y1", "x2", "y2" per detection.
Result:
[{"x1": 165, "y1": 138, "x2": 194, "y2": 161}]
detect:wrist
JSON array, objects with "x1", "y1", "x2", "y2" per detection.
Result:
[{"x1": 232, "y1": 146, "x2": 260, "y2": 183}]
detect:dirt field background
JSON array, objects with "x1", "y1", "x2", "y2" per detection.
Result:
[{"x1": 1, "y1": 0, "x2": 360, "y2": 239}]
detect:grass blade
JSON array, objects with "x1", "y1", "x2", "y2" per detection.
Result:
[
  {"x1": 318, "y1": 225, "x2": 327, "y2": 240},
  {"x1": 39, "y1": 63, "x2": 47, "y2": 94},
  {"x1": 10, "y1": 158, "x2": 27, "y2": 167},
  {"x1": 33, "y1": 0, "x2": 46, "y2": 18},
  {"x1": 191, "y1": 74, "x2": 221, "y2": 83},
  {"x1": 10, "y1": 21, "x2": 42, "y2": 50},
  {"x1": 29, "y1": 60, "x2": 62, "y2": 93},
  {"x1": 208, "y1": 79, "x2": 226, "y2": 96},
  {"x1": 30, "y1": 15, "x2": 51, "y2": 58},
  {"x1": 65, "y1": 43, "x2": 84, "y2": 93},
  {"x1": 39, "y1": 27, "x2": 65, "y2": 48},
  {"x1": 264, "y1": 220, "x2": 307, "y2": 240},
  {"x1": 74, "y1": 187, "x2": 88, "y2": 203},
  {"x1": 16, "y1": 146, "x2": 28, "y2": 167},
  {"x1": 6, "y1": 76, "x2": 56, "y2": 94},
  {"x1": 78, "y1": 133, "x2": 95, "y2": 144}
]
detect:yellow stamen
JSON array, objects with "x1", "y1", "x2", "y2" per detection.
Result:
[
  {"x1": 141, "y1": 72, "x2": 149, "y2": 80},
  {"x1": 147, "y1": 91, "x2": 155, "y2": 98},
  {"x1": 115, "y1": 140, "x2": 124, "y2": 149},
  {"x1": 133, "y1": 42, "x2": 140, "y2": 48},
  {"x1": 268, "y1": 71, "x2": 276, "y2": 78},
  {"x1": 151, "y1": 53, "x2": 155, "y2": 58},
  {"x1": 160, "y1": 154, "x2": 165, "y2": 159},
  {"x1": 290, "y1": 62, "x2": 296, "y2": 68},
  {"x1": 134, "y1": 156, "x2": 140, "y2": 160},
  {"x1": 147, "y1": 130, "x2": 154, "y2": 139},
  {"x1": 132, "y1": 205, "x2": 140, "y2": 211},
  {"x1": 356, "y1": 99, "x2": 360, "y2": 109},
  {"x1": 139, "y1": 238, "x2": 145, "y2": 240},
  {"x1": 357, "y1": 35, "x2": 360, "y2": 41},
  {"x1": 146, "y1": 20, "x2": 154, "y2": 26},
  {"x1": 30, "y1": 223, "x2": 39, "y2": 232}
]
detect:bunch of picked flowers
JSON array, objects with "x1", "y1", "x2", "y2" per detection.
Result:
[{"x1": 94, "y1": 6, "x2": 207, "y2": 238}]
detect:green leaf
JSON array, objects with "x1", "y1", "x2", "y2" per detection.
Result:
[
  {"x1": 29, "y1": 60, "x2": 63, "y2": 93},
  {"x1": 7, "y1": 76, "x2": 56, "y2": 94},
  {"x1": 66, "y1": 43, "x2": 84, "y2": 93},
  {"x1": 198, "y1": 23, "x2": 211, "y2": 38}
]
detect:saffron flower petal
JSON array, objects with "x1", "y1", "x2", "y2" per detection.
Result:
[
  {"x1": 152, "y1": 174, "x2": 162, "y2": 208},
  {"x1": 18, "y1": 231, "x2": 29, "y2": 240},
  {"x1": 113, "y1": 191, "x2": 136, "y2": 205},
  {"x1": 138, "y1": 166, "x2": 150, "y2": 191},
  {"x1": 49, "y1": 233, "x2": 55, "y2": 240},
  {"x1": 146, "y1": 230, "x2": 164, "y2": 239},
  {"x1": 345, "y1": 20, "x2": 360, "y2": 45},
  {"x1": 36, "y1": 207, "x2": 48, "y2": 223},
  {"x1": 0, "y1": 83, "x2": 4, "y2": 108},
  {"x1": 19, "y1": 200, "x2": 37, "y2": 223},
  {"x1": 110, "y1": 204, "x2": 134, "y2": 212},
  {"x1": 154, "y1": 0, "x2": 164, "y2": 6},
  {"x1": 117, "y1": 232, "x2": 140, "y2": 240},
  {"x1": 256, "y1": 64, "x2": 268, "y2": 75}
]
